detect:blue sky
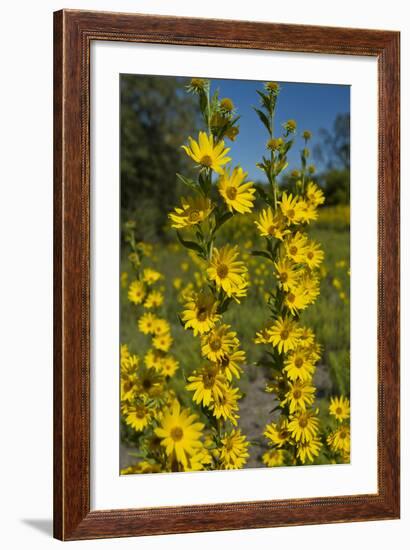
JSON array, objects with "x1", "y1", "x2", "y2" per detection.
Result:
[{"x1": 211, "y1": 78, "x2": 350, "y2": 181}]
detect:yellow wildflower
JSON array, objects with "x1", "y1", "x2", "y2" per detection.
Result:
[
  {"x1": 128, "y1": 280, "x2": 145, "y2": 305},
  {"x1": 155, "y1": 401, "x2": 204, "y2": 469},
  {"x1": 182, "y1": 131, "x2": 231, "y2": 174},
  {"x1": 219, "y1": 430, "x2": 249, "y2": 469},
  {"x1": 329, "y1": 396, "x2": 350, "y2": 422},
  {"x1": 169, "y1": 195, "x2": 212, "y2": 229},
  {"x1": 218, "y1": 167, "x2": 256, "y2": 214}
]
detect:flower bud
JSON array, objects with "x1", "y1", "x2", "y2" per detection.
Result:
[
  {"x1": 265, "y1": 82, "x2": 280, "y2": 95},
  {"x1": 220, "y1": 97, "x2": 234, "y2": 112}
]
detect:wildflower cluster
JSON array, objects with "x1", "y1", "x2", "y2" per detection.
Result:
[
  {"x1": 167, "y1": 78, "x2": 255, "y2": 469},
  {"x1": 326, "y1": 395, "x2": 351, "y2": 462},
  {"x1": 251, "y1": 82, "x2": 350, "y2": 466},
  {"x1": 121, "y1": 223, "x2": 212, "y2": 473}
]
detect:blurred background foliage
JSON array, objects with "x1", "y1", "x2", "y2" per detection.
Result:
[{"x1": 121, "y1": 75, "x2": 199, "y2": 239}]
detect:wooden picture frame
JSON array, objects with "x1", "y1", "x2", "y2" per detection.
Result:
[{"x1": 54, "y1": 9, "x2": 400, "y2": 541}]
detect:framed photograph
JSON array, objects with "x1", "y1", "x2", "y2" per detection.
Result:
[{"x1": 54, "y1": 9, "x2": 400, "y2": 541}]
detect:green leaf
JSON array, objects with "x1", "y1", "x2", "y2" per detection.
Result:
[
  {"x1": 176, "y1": 231, "x2": 204, "y2": 255},
  {"x1": 254, "y1": 108, "x2": 272, "y2": 134},
  {"x1": 176, "y1": 313, "x2": 186, "y2": 329},
  {"x1": 214, "y1": 210, "x2": 233, "y2": 232},
  {"x1": 256, "y1": 90, "x2": 272, "y2": 113},
  {"x1": 198, "y1": 171, "x2": 211, "y2": 196},
  {"x1": 282, "y1": 139, "x2": 294, "y2": 155},
  {"x1": 210, "y1": 89, "x2": 220, "y2": 112},
  {"x1": 251, "y1": 250, "x2": 272, "y2": 260},
  {"x1": 255, "y1": 184, "x2": 270, "y2": 203},
  {"x1": 176, "y1": 173, "x2": 198, "y2": 192},
  {"x1": 269, "y1": 405, "x2": 283, "y2": 414},
  {"x1": 217, "y1": 297, "x2": 232, "y2": 314},
  {"x1": 265, "y1": 237, "x2": 275, "y2": 255},
  {"x1": 199, "y1": 92, "x2": 208, "y2": 123}
]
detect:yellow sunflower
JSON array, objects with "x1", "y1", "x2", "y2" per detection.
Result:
[
  {"x1": 120, "y1": 346, "x2": 139, "y2": 400},
  {"x1": 296, "y1": 437, "x2": 322, "y2": 464},
  {"x1": 262, "y1": 448, "x2": 286, "y2": 467},
  {"x1": 152, "y1": 332, "x2": 173, "y2": 352},
  {"x1": 182, "y1": 131, "x2": 231, "y2": 174},
  {"x1": 207, "y1": 245, "x2": 248, "y2": 298},
  {"x1": 254, "y1": 326, "x2": 272, "y2": 345},
  {"x1": 120, "y1": 344, "x2": 139, "y2": 372},
  {"x1": 218, "y1": 167, "x2": 256, "y2": 214},
  {"x1": 303, "y1": 241, "x2": 324, "y2": 269},
  {"x1": 279, "y1": 192, "x2": 304, "y2": 225},
  {"x1": 201, "y1": 324, "x2": 239, "y2": 363},
  {"x1": 144, "y1": 290, "x2": 164, "y2": 309},
  {"x1": 297, "y1": 271, "x2": 320, "y2": 304},
  {"x1": 120, "y1": 460, "x2": 161, "y2": 475},
  {"x1": 327, "y1": 424, "x2": 350, "y2": 454},
  {"x1": 267, "y1": 316, "x2": 301, "y2": 354},
  {"x1": 128, "y1": 280, "x2": 146, "y2": 305},
  {"x1": 297, "y1": 326, "x2": 315, "y2": 348},
  {"x1": 181, "y1": 291, "x2": 220, "y2": 336},
  {"x1": 264, "y1": 418, "x2": 290, "y2": 448},
  {"x1": 298, "y1": 199, "x2": 319, "y2": 224},
  {"x1": 120, "y1": 370, "x2": 138, "y2": 402},
  {"x1": 217, "y1": 348, "x2": 246, "y2": 381},
  {"x1": 305, "y1": 181, "x2": 325, "y2": 207},
  {"x1": 283, "y1": 348, "x2": 316, "y2": 382},
  {"x1": 209, "y1": 385, "x2": 240, "y2": 425},
  {"x1": 186, "y1": 364, "x2": 227, "y2": 407},
  {"x1": 281, "y1": 380, "x2": 316, "y2": 413},
  {"x1": 169, "y1": 195, "x2": 212, "y2": 229},
  {"x1": 219, "y1": 429, "x2": 249, "y2": 470},
  {"x1": 288, "y1": 409, "x2": 320, "y2": 443},
  {"x1": 161, "y1": 355, "x2": 179, "y2": 377},
  {"x1": 152, "y1": 318, "x2": 171, "y2": 336},
  {"x1": 122, "y1": 401, "x2": 151, "y2": 432},
  {"x1": 144, "y1": 349, "x2": 165, "y2": 372},
  {"x1": 329, "y1": 396, "x2": 350, "y2": 422},
  {"x1": 155, "y1": 400, "x2": 204, "y2": 469},
  {"x1": 142, "y1": 268, "x2": 162, "y2": 285},
  {"x1": 284, "y1": 232, "x2": 309, "y2": 264},
  {"x1": 185, "y1": 445, "x2": 213, "y2": 472},
  {"x1": 284, "y1": 287, "x2": 310, "y2": 315},
  {"x1": 274, "y1": 257, "x2": 301, "y2": 292},
  {"x1": 138, "y1": 312, "x2": 158, "y2": 335},
  {"x1": 255, "y1": 208, "x2": 290, "y2": 240}
]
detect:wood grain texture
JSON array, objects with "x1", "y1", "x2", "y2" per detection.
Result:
[{"x1": 53, "y1": 9, "x2": 400, "y2": 541}]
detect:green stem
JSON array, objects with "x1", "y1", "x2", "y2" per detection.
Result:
[
  {"x1": 207, "y1": 86, "x2": 211, "y2": 135},
  {"x1": 269, "y1": 103, "x2": 278, "y2": 210}
]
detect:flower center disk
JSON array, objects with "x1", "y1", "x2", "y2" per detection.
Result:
[{"x1": 170, "y1": 427, "x2": 184, "y2": 442}]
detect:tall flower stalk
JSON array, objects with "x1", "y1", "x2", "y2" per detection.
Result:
[
  {"x1": 252, "y1": 82, "x2": 328, "y2": 466},
  {"x1": 167, "y1": 78, "x2": 255, "y2": 470}
]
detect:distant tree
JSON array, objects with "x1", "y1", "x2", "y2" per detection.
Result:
[
  {"x1": 313, "y1": 113, "x2": 350, "y2": 171},
  {"x1": 318, "y1": 169, "x2": 350, "y2": 205},
  {"x1": 120, "y1": 75, "x2": 199, "y2": 238}
]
